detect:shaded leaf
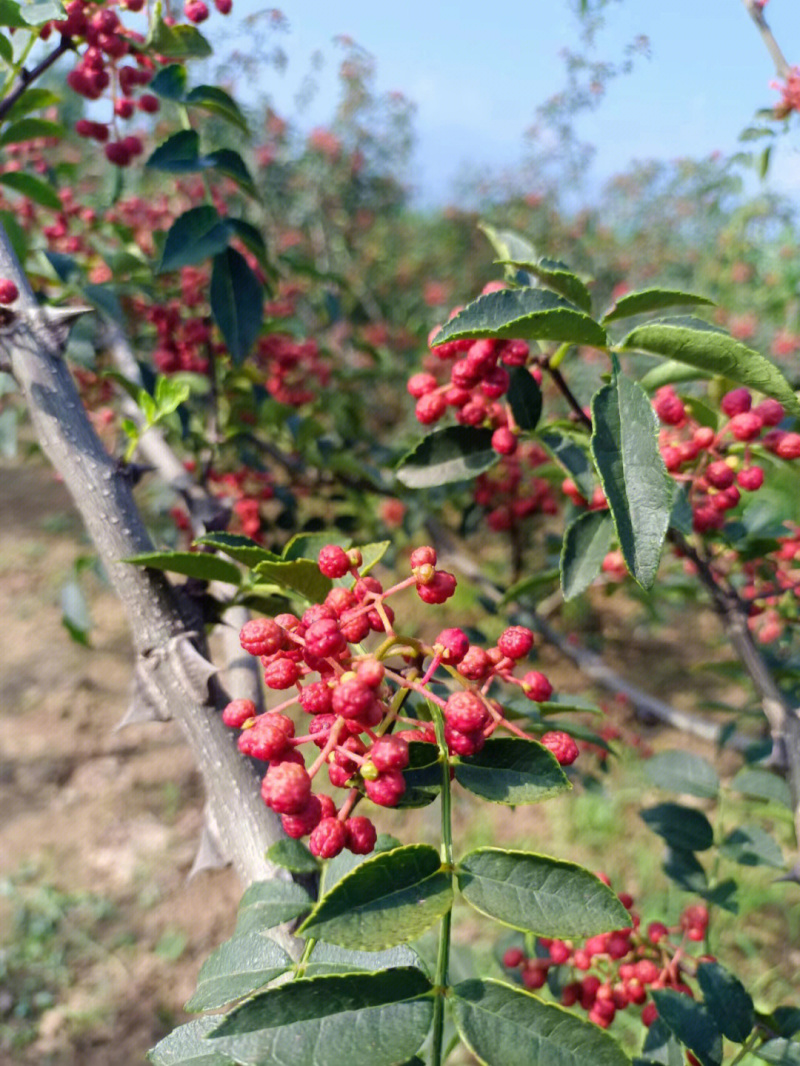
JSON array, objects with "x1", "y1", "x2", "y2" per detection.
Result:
[
  {"x1": 453, "y1": 979, "x2": 631, "y2": 1066},
  {"x1": 395, "y1": 426, "x2": 497, "y2": 488},
  {"x1": 753, "y1": 1039, "x2": 800, "y2": 1066},
  {"x1": 204, "y1": 148, "x2": 258, "y2": 198},
  {"x1": 645, "y1": 751, "x2": 719, "y2": 799},
  {"x1": 0, "y1": 170, "x2": 61, "y2": 209},
  {"x1": 561, "y1": 510, "x2": 615, "y2": 599},
  {"x1": 147, "y1": 6, "x2": 212, "y2": 57},
  {"x1": 124, "y1": 550, "x2": 241, "y2": 584},
  {"x1": 159, "y1": 206, "x2": 231, "y2": 273},
  {"x1": 252, "y1": 558, "x2": 331, "y2": 603},
  {"x1": 662, "y1": 848, "x2": 708, "y2": 893},
  {"x1": 207, "y1": 968, "x2": 434, "y2": 1066},
  {"x1": 719, "y1": 825, "x2": 784, "y2": 868},
  {"x1": 640, "y1": 360, "x2": 711, "y2": 392},
  {"x1": 281, "y1": 531, "x2": 350, "y2": 562},
  {"x1": 146, "y1": 129, "x2": 201, "y2": 171},
  {"x1": 266, "y1": 838, "x2": 319, "y2": 875},
  {"x1": 301, "y1": 941, "x2": 424, "y2": 978},
  {"x1": 507, "y1": 366, "x2": 543, "y2": 431},
  {"x1": 591, "y1": 371, "x2": 672, "y2": 589},
  {"x1": 696, "y1": 961, "x2": 754, "y2": 1043},
  {"x1": 602, "y1": 288, "x2": 713, "y2": 324},
  {"x1": 234, "y1": 879, "x2": 314, "y2": 936},
  {"x1": 619, "y1": 317, "x2": 800, "y2": 417},
  {"x1": 194, "y1": 532, "x2": 280, "y2": 569},
  {"x1": 185, "y1": 933, "x2": 292, "y2": 1012},
  {"x1": 729, "y1": 768, "x2": 792, "y2": 808},
  {"x1": 639, "y1": 804, "x2": 714, "y2": 852},
  {"x1": 458, "y1": 848, "x2": 629, "y2": 937},
  {"x1": 210, "y1": 247, "x2": 264, "y2": 363},
  {"x1": 298, "y1": 844, "x2": 453, "y2": 950},
  {"x1": 652, "y1": 989, "x2": 722, "y2": 1066},
  {"x1": 147, "y1": 1017, "x2": 234, "y2": 1065},
  {"x1": 454, "y1": 738, "x2": 570, "y2": 805},
  {"x1": 539, "y1": 429, "x2": 595, "y2": 499},
  {"x1": 433, "y1": 288, "x2": 607, "y2": 348},
  {"x1": 0, "y1": 117, "x2": 63, "y2": 147},
  {"x1": 185, "y1": 84, "x2": 249, "y2": 133},
  {"x1": 498, "y1": 257, "x2": 593, "y2": 312},
  {"x1": 149, "y1": 63, "x2": 188, "y2": 100}
]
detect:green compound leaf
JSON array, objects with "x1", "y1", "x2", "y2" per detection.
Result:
[
  {"x1": 539, "y1": 429, "x2": 595, "y2": 500},
  {"x1": 729, "y1": 768, "x2": 792, "y2": 808},
  {"x1": 590, "y1": 371, "x2": 673, "y2": 590},
  {"x1": 185, "y1": 84, "x2": 250, "y2": 134},
  {"x1": 0, "y1": 170, "x2": 61, "y2": 209},
  {"x1": 124, "y1": 550, "x2": 241, "y2": 585},
  {"x1": 696, "y1": 961, "x2": 754, "y2": 1043},
  {"x1": 210, "y1": 246, "x2": 264, "y2": 364},
  {"x1": 234, "y1": 879, "x2": 314, "y2": 936},
  {"x1": 498, "y1": 257, "x2": 593, "y2": 313},
  {"x1": 185, "y1": 933, "x2": 292, "y2": 1012},
  {"x1": 453, "y1": 979, "x2": 631, "y2": 1066},
  {"x1": 639, "y1": 803, "x2": 714, "y2": 852},
  {"x1": 0, "y1": 117, "x2": 63, "y2": 147},
  {"x1": 619, "y1": 317, "x2": 800, "y2": 417},
  {"x1": 458, "y1": 848, "x2": 629, "y2": 938},
  {"x1": 602, "y1": 288, "x2": 714, "y2": 324},
  {"x1": 645, "y1": 751, "x2": 720, "y2": 799},
  {"x1": 206, "y1": 968, "x2": 434, "y2": 1066},
  {"x1": 432, "y1": 287, "x2": 607, "y2": 348},
  {"x1": 147, "y1": 1017, "x2": 235, "y2": 1065},
  {"x1": 252, "y1": 558, "x2": 331, "y2": 604},
  {"x1": 158, "y1": 206, "x2": 232, "y2": 273},
  {"x1": 454, "y1": 738, "x2": 570, "y2": 805},
  {"x1": 194, "y1": 532, "x2": 280, "y2": 569},
  {"x1": 301, "y1": 941, "x2": 425, "y2": 979},
  {"x1": 147, "y1": 129, "x2": 201, "y2": 171},
  {"x1": 298, "y1": 844, "x2": 453, "y2": 950},
  {"x1": 507, "y1": 366, "x2": 543, "y2": 431},
  {"x1": 395, "y1": 426, "x2": 497, "y2": 488},
  {"x1": 652, "y1": 989, "x2": 723, "y2": 1066},
  {"x1": 560, "y1": 509, "x2": 615, "y2": 600},
  {"x1": 719, "y1": 825, "x2": 785, "y2": 868}
]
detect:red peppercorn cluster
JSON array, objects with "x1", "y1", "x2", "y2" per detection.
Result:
[
  {"x1": 224, "y1": 545, "x2": 570, "y2": 859},
  {"x1": 0, "y1": 278, "x2": 19, "y2": 305},
  {"x1": 502, "y1": 895, "x2": 711, "y2": 1030},
  {"x1": 254, "y1": 333, "x2": 332, "y2": 406},
  {"x1": 474, "y1": 444, "x2": 559, "y2": 533},
  {"x1": 408, "y1": 282, "x2": 541, "y2": 457},
  {"x1": 42, "y1": 0, "x2": 232, "y2": 166},
  {"x1": 652, "y1": 385, "x2": 800, "y2": 536}
]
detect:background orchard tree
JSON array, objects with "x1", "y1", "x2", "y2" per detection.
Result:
[{"x1": 2, "y1": 0, "x2": 800, "y2": 1064}]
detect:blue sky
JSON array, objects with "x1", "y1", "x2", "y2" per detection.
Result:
[{"x1": 238, "y1": 1, "x2": 799, "y2": 205}]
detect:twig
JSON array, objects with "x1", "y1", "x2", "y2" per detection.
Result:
[
  {"x1": 0, "y1": 38, "x2": 73, "y2": 121},
  {"x1": 740, "y1": 0, "x2": 793, "y2": 80}
]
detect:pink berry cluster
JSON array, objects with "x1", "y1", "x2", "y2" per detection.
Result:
[
  {"x1": 408, "y1": 282, "x2": 541, "y2": 457},
  {"x1": 653, "y1": 385, "x2": 799, "y2": 536},
  {"x1": 223, "y1": 545, "x2": 576, "y2": 860},
  {"x1": 773, "y1": 67, "x2": 800, "y2": 120},
  {"x1": 474, "y1": 445, "x2": 560, "y2": 533},
  {"x1": 742, "y1": 524, "x2": 800, "y2": 644},
  {"x1": 502, "y1": 894, "x2": 711, "y2": 1031},
  {"x1": 254, "y1": 333, "x2": 332, "y2": 406},
  {"x1": 42, "y1": 0, "x2": 232, "y2": 166}
]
